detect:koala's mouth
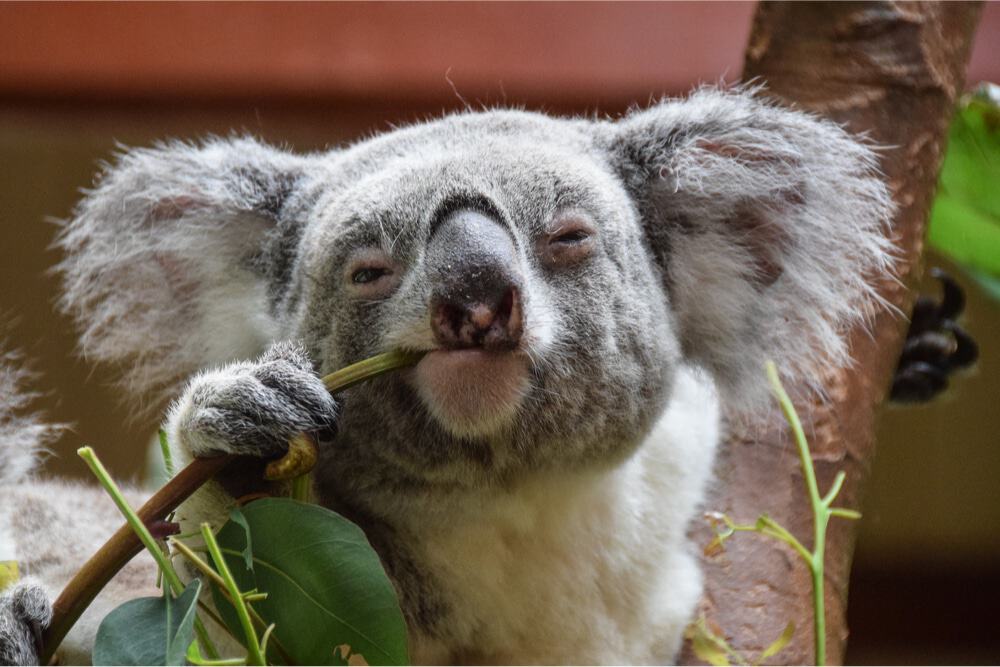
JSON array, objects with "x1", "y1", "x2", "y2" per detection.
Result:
[{"x1": 412, "y1": 348, "x2": 530, "y2": 438}]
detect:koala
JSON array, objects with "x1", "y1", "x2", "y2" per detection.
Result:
[
  {"x1": 1, "y1": 351, "x2": 56, "y2": 667},
  {"x1": 2, "y1": 86, "x2": 894, "y2": 665},
  {"x1": 0, "y1": 347, "x2": 158, "y2": 666}
]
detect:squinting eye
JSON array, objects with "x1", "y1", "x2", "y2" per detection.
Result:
[
  {"x1": 538, "y1": 214, "x2": 597, "y2": 268},
  {"x1": 352, "y1": 267, "x2": 391, "y2": 284},
  {"x1": 550, "y1": 229, "x2": 590, "y2": 245}
]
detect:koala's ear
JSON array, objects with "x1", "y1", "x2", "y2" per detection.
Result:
[
  {"x1": 56, "y1": 137, "x2": 315, "y2": 411},
  {"x1": 604, "y1": 87, "x2": 896, "y2": 413}
]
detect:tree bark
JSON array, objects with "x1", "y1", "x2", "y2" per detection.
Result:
[{"x1": 680, "y1": 2, "x2": 982, "y2": 665}]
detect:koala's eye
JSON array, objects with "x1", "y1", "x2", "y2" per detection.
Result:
[
  {"x1": 345, "y1": 249, "x2": 401, "y2": 298},
  {"x1": 352, "y1": 267, "x2": 391, "y2": 284},
  {"x1": 551, "y1": 229, "x2": 591, "y2": 245},
  {"x1": 540, "y1": 214, "x2": 597, "y2": 268}
]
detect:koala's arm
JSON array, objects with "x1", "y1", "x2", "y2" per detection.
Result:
[{"x1": 606, "y1": 86, "x2": 895, "y2": 413}]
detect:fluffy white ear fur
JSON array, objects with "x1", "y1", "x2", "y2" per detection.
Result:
[
  {"x1": 55, "y1": 138, "x2": 310, "y2": 415},
  {"x1": 608, "y1": 86, "x2": 896, "y2": 414},
  {"x1": 0, "y1": 348, "x2": 61, "y2": 487}
]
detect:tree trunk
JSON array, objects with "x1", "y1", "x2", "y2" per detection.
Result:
[{"x1": 680, "y1": 2, "x2": 982, "y2": 665}]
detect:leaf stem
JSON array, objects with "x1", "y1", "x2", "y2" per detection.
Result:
[
  {"x1": 321, "y1": 349, "x2": 424, "y2": 393},
  {"x1": 291, "y1": 475, "x2": 311, "y2": 502},
  {"x1": 200, "y1": 524, "x2": 266, "y2": 666},
  {"x1": 77, "y1": 448, "x2": 182, "y2": 590},
  {"x1": 171, "y1": 539, "x2": 294, "y2": 665},
  {"x1": 765, "y1": 361, "x2": 839, "y2": 666},
  {"x1": 76, "y1": 447, "x2": 220, "y2": 660},
  {"x1": 159, "y1": 429, "x2": 176, "y2": 478},
  {"x1": 186, "y1": 641, "x2": 247, "y2": 667},
  {"x1": 821, "y1": 471, "x2": 847, "y2": 507}
]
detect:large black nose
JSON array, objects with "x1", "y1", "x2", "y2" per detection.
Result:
[{"x1": 427, "y1": 209, "x2": 524, "y2": 351}]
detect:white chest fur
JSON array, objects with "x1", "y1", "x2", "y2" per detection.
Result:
[{"x1": 409, "y1": 366, "x2": 721, "y2": 664}]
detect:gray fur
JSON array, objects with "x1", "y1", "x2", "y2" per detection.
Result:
[
  {"x1": 0, "y1": 580, "x2": 51, "y2": 666},
  {"x1": 168, "y1": 341, "x2": 337, "y2": 459},
  {"x1": 19, "y1": 86, "x2": 893, "y2": 664},
  {"x1": 0, "y1": 349, "x2": 61, "y2": 486},
  {"x1": 0, "y1": 349, "x2": 63, "y2": 666},
  {"x1": 54, "y1": 138, "x2": 315, "y2": 415},
  {"x1": 605, "y1": 86, "x2": 895, "y2": 412}
]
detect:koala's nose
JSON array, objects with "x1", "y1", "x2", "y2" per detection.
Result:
[{"x1": 427, "y1": 209, "x2": 524, "y2": 351}]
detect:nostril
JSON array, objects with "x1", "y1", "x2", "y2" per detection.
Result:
[
  {"x1": 481, "y1": 288, "x2": 522, "y2": 351},
  {"x1": 496, "y1": 288, "x2": 514, "y2": 324},
  {"x1": 501, "y1": 288, "x2": 523, "y2": 348},
  {"x1": 435, "y1": 303, "x2": 466, "y2": 346},
  {"x1": 431, "y1": 287, "x2": 524, "y2": 351}
]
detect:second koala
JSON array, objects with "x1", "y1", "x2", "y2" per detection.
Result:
[{"x1": 6, "y1": 86, "x2": 893, "y2": 664}]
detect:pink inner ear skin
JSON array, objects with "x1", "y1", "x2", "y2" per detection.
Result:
[
  {"x1": 731, "y1": 205, "x2": 791, "y2": 288},
  {"x1": 695, "y1": 138, "x2": 798, "y2": 167},
  {"x1": 147, "y1": 195, "x2": 207, "y2": 222},
  {"x1": 153, "y1": 253, "x2": 201, "y2": 306}
]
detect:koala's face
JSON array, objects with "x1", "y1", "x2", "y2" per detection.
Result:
[{"x1": 293, "y1": 112, "x2": 679, "y2": 484}]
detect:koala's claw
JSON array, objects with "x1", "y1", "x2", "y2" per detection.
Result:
[
  {"x1": 0, "y1": 581, "x2": 52, "y2": 666},
  {"x1": 890, "y1": 269, "x2": 979, "y2": 404},
  {"x1": 173, "y1": 341, "x2": 338, "y2": 460}
]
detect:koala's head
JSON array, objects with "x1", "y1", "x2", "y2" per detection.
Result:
[
  {"x1": 58, "y1": 87, "x2": 894, "y2": 486},
  {"x1": 284, "y1": 114, "x2": 680, "y2": 481}
]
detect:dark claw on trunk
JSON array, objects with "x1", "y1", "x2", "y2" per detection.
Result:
[
  {"x1": 891, "y1": 362, "x2": 949, "y2": 403},
  {"x1": 889, "y1": 268, "x2": 977, "y2": 404}
]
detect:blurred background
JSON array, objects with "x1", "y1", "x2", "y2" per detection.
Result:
[{"x1": 1, "y1": 2, "x2": 998, "y2": 664}]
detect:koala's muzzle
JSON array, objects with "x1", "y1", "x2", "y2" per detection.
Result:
[{"x1": 427, "y1": 209, "x2": 524, "y2": 351}]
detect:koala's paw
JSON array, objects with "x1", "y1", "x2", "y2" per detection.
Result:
[
  {"x1": 0, "y1": 580, "x2": 52, "y2": 666},
  {"x1": 170, "y1": 341, "x2": 338, "y2": 460},
  {"x1": 891, "y1": 269, "x2": 979, "y2": 404}
]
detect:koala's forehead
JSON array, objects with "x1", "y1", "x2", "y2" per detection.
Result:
[{"x1": 308, "y1": 109, "x2": 624, "y2": 245}]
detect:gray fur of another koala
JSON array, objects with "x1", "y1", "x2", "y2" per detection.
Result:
[
  {"x1": 1, "y1": 350, "x2": 159, "y2": 666},
  {"x1": 0, "y1": 350, "x2": 56, "y2": 667},
  {"x1": 9, "y1": 86, "x2": 893, "y2": 664}
]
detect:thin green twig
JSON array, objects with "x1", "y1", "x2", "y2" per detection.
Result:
[
  {"x1": 764, "y1": 361, "x2": 861, "y2": 666},
  {"x1": 77, "y1": 447, "x2": 220, "y2": 660},
  {"x1": 171, "y1": 538, "x2": 292, "y2": 664},
  {"x1": 158, "y1": 429, "x2": 176, "y2": 478},
  {"x1": 200, "y1": 524, "x2": 266, "y2": 666}
]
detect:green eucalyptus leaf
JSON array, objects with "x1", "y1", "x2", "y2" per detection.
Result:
[
  {"x1": 93, "y1": 579, "x2": 201, "y2": 666},
  {"x1": 928, "y1": 83, "x2": 1000, "y2": 280},
  {"x1": 969, "y1": 267, "x2": 1000, "y2": 301},
  {"x1": 230, "y1": 506, "x2": 254, "y2": 572},
  {"x1": 211, "y1": 498, "x2": 409, "y2": 666}
]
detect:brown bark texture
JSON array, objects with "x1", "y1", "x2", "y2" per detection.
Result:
[{"x1": 680, "y1": 2, "x2": 982, "y2": 665}]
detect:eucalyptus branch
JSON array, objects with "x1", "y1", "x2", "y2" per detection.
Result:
[
  {"x1": 186, "y1": 641, "x2": 246, "y2": 667},
  {"x1": 76, "y1": 447, "x2": 185, "y2": 592},
  {"x1": 41, "y1": 349, "x2": 423, "y2": 662}
]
